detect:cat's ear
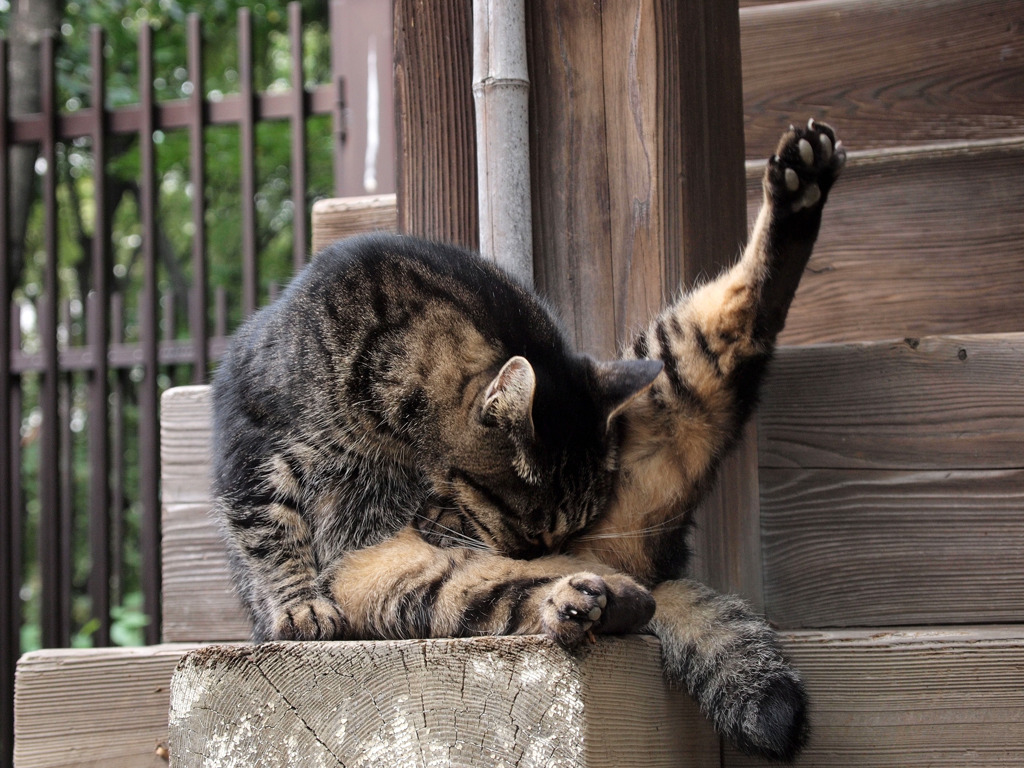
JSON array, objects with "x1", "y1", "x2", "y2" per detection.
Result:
[
  {"x1": 593, "y1": 358, "x2": 663, "y2": 425},
  {"x1": 481, "y1": 356, "x2": 536, "y2": 440}
]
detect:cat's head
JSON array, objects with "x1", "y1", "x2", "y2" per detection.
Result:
[{"x1": 434, "y1": 354, "x2": 662, "y2": 559}]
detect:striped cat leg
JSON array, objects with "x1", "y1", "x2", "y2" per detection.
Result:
[
  {"x1": 220, "y1": 495, "x2": 346, "y2": 643},
  {"x1": 604, "y1": 121, "x2": 846, "y2": 535},
  {"x1": 649, "y1": 579, "x2": 807, "y2": 762},
  {"x1": 325, "y1": 527, "x2": 654, "y2": 645}
]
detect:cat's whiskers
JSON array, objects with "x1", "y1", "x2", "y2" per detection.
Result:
[{"x1": 574, "y1": 509, "x2": 691, "y2": 542}]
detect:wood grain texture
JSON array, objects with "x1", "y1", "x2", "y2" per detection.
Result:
[
  {"x1": 757, "y1": 334, "x2": 1024, "y2": 470},
  {"x1": 162, "y1": 502, "x2": 251, "y2": 643},
  {"x1": 747, "y1": 140, "x2": 1024, "y2": 345},
  {"x1": 311, "y1": 193, "x2": 398, "y2": 254},
  {"x1": 393, "y1": 0, "x2": 478, "y2": 248},
  {"x1": 169, "y1": 636, "x2": 720, "y2": 768},
  {"x1": 160, "y1": 385, "x2": 212, "y2": 505},
  {"x1": 14, "y1": 644, "x2": 199, "y2": 768},
  {"x1": 161, "y1": 386, "x2": 251, "y2": 642},
  {"x1": 726, "y1": 628, "x2": 1024, "y2": 767},
  {"x1": 526, "y1": 0, "x2": 747, "y2": 359},
  {"x1": 740, "y1": 0, "x2": 1024, "y2": 155},
  {"x1": 760, "y1": 467, "x2": 1024, "y2": 628}
]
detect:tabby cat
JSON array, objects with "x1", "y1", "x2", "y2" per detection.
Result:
[{"x1": 212, "y1": 119, "x2": 844, "y2": 761}]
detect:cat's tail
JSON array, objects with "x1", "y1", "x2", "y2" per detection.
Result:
[{"x1": 648, "y1": 579, "x2": 808, "y2": 762}]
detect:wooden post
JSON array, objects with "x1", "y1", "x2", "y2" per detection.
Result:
[
  {"x1": 393, "y1": 0, "x2": 478, "y2": 247},
  {"x1": 394, "y1": 0, "x2": 759, "y2": 598},
  {"x1": 169, "y1": 637, "x2": 719, "y2": 767},
  {"x1": 526, "y1": 1, "x2": 761, "y2": 606}
]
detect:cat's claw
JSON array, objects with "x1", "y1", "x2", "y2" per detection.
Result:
[
  {"x1": 542, "y1": 572, "x2": 654, "y2": 647},
  {"x1": 767, "y1": 118, "x2": 845, "y2": 214},
  {"x1": 271, "y1": 597, "x2": 346, "y2": 641}
]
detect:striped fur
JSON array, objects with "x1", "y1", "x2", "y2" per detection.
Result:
[{"x1": 211, "y1": 120, "x2": 843, "y2": 762}]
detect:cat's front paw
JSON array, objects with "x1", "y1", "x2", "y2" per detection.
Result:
[
  {"x1": 767, "y1": 118, "x2": 845, "y2": 214},
  {"x1": 541, "y1": 572, "x2": 655, "y2": 647},
  {"x1": 271, "y1": 597, "x2": 346, "y2": 641}
]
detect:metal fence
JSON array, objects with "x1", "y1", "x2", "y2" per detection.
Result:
[{"x1": 0, "y1": 3, "x2": 394, "y2": 764}]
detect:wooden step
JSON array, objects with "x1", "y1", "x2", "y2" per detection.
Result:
[
  {"x1": 310, "y1": 193, "x2": 397, "y2": 254},
  {"x1": 160, "y1": 386, "x2": 249, "y2": 643},
  {"x1": 740, "y1": 0, "x2": 1024, "y2": 155},
  {"x1": 757, "y1": 333, "x2": 1024, "y2": 628},
  {"x1": 726, "y1": 628, "x2": 1024, "y2": 767},
  {"x1": 13, "y1": 644, "x2": 200, "y2": 768},
  {"x1": 168, "y1": 635, "x2": 719, "y2": 768},
  {"x1": 747, "y1": 139, "x2": 1024, "y2": 345},
  {"x1": 17, "y1": 629, "x2": 1023, "y2": 768}
]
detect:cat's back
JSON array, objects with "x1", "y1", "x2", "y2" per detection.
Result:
[{"x1": 211, "y1": 233, "x2": 570, "y2": 478}]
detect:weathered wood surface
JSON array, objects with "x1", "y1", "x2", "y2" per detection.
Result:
[
  {"x1": 13, "y1": 644, "x2": 199, "y2": 768},
  {"x1": 753, "y1": 140, "x2": 1024, "y2": 345},
  {"x1": 757, "y1": 334, "x2": 1024, "y2": 628},
  {"x1": 161, "y1": 386, "x2": 251, "y2": 642},
  {"x1": 740, "y1": 0, "x2": 1024, "y2": 155},
  {"x1": 160, "y1": 386, "x2": 212, "y2": 506},
  {"x1": 169, "y1": 636, "x2": 720, "y2": 768},
  {"x1": 758, "y1": 334, "x2": 1024, "y2": 470},
  {"x1": 726, "y1": 628, "x2": 1024, "y2": 767},
  {"x1": 310, "y1": 193, "x2": 398, "y2": 254},
  {"x1": 393, "y1": 0, "x2": 478, "y2": 248},
  {"x1": 527, "y1": 0, "x2": 747, "y2": 359},
  {"x1": 526, "y1": 0, "x2": 760, "y2": 609},
  {"x1": 761, "y1": 468, "x2": 1024, "y2": 628}
]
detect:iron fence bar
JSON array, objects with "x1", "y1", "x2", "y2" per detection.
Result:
[
  {"x1": 87, "y1": 25, "x2": 112, "y2": 647},
  {"x1": 59, "y1": 303, "x2": 74, "y2": 640},
  {"x1": 187, "y1": 14, "x2": 208, "y2": 383},
  {"x1": 110, "y1": 294, "x2": 126, "y2": 608},
  {"x1": 137, "y1": 23, "x2": 162, "y2": 645},
  {"x1": 0, "y1": 35, "x2": 13, "y2": 768},
  {"x1": 239, "y1": 8, "x2": 258, "y2": 317},
  {"x1": 330, "y1": 0, "x2": 347, "y2": 195},
  {"x1": 8, "y1": 86, "x2": 338, "y2": 144},
  {"x1": 39, "y1": 32, "x2": 67, "y2": 650},
  {"x1": 289, "y1": 1, "x2": 309, "y2": 270}
]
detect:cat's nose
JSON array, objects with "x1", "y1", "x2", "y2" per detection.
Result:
[{"x1": 540, "y1": 532, "x2": 564, "y2": 553}]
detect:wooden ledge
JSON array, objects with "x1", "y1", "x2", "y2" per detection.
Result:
[{"x1": 168, "y1": 635, "x2": 718, "y2": 768}]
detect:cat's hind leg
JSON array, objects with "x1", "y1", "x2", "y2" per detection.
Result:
[{"x1": 649, "y1": 579, "x2": 807, "y2": 762}]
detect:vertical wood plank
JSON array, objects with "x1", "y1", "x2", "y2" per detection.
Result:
[
  {"x1": 526, "y1": 1, "x2": 616, "y2": 355},
  {"x1": 393, "y1": 0, "x2": 478, "y2": 247},
  {"x1": 527, "y1": 1, "x2": 759, "y2": 604},
  {"x1": 87, "y1": 25, "x2": 111, "y2": 646},
  {"x1": 138, "y1": 23, "x2": 162, "y2": 645},
  {"x1": 187, "y1": 14, "x2": 208, "y2": 382}
]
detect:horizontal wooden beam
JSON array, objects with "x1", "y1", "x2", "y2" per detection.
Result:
[
  {"x1": 761, "y1": 467, "x2": 1024, "y2": 628},
  {"x1": 14, "y1": 645, "x2": 201, "y2": 768},
  {"x1": 311, "y1": 194, "x2": 397, "y2": 253},
  {"x1": 758, "y1": 333, "x2": 1024, "y2": 470},
  {"x1": 741, "y1": 0, "x2": 1024, "y2": 154},
  {"x1": 726, "y1": 628, "x2": 1024, "y2": 767},
  {"x1": 752, "y1": 139, "x2": 1024, "y2": 345}
]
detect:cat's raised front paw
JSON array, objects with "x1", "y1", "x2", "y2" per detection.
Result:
[
  {"x1": 271, "y1": 597, "x2": 346, "y2": 641},
  {"x1": 541, "y1": 572, "x2": 654, "y2": 647},
  {"x1": 768, "y1": 118, "x2": 845, "y2": 213}
]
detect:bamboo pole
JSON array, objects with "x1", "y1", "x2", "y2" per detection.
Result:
[{"x1": 472, "y1": 0, "x2": 532, "y2": 286}]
